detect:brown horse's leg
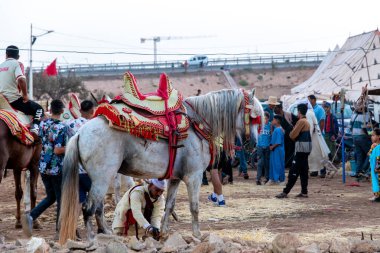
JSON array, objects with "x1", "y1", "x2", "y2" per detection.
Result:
[
  {"x1": 13, "y1": 169, "x2": 23, "y2": 229},
  {"x1": 0, "y1": 145, "x2": 8, "y2": 184},
  {"x1": 30, "y1": 144, "x2": 42, "y2": 229}
]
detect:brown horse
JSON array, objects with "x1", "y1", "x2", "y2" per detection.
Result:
[{"x1": 0, "y1": 120, "x2": 42, "y2": 228}]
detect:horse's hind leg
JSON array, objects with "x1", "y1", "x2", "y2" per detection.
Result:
[
  {"x1": 82, "y1": 206, "x2": 95, "y2": 241},
  {"x1": 184, "y1": 173, "x2": 202, "y2": 239},
  {"x1": 95, "y1": 200, "x2": 111, "y2": 234},
  {"x1": 113, "y1": 174, "x2": 121, "y2": 205},
  {"x1": 13, "y1": 169, "x2": 23, "y2": 228},
  {"x1": 161, "y1": 178, "x2": 181, "y2": 237}
]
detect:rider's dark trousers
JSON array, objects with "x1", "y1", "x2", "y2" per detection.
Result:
[{"x1": 10, "y1": 97, "x2": 44, "y2": 126}]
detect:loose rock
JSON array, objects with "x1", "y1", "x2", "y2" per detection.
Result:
[
  {"x1": 272, "y1": 233, "x2": 302, "y2": 253},
  {"x1": 15, "y1": 238, "x2": 28, "y2": 247},
  {"x1": 297, "y1": 243, "x2": 320, "y2": 253},
  {"x1": 329, "y1": 238, "x2": 351, "y2": 253},
  {"x1": 95, "y1": 233, "x2": 126, "y2": 246},
  {"x1": 106, "y1": 240, "x2": 129, "y2": 253},
  {"x1": 164, "y1": 233, "x2": 188, "y2": 249},
  {"x1": 26, "y1": 237, "x2": 51, "y2": 253},
  {"x1": 182, "y1": 235, "x2": 201, "y2": 245},
  {"x1": 65, "y1": 239, "x2": 89, "y2": 250},
  {"x1": 351, "y1": 240, "x2": 376, "y2": 253},
  {"x1": 128, "y1": 236, "x2": 146, "y2": 251},
  {"x1": 201, "y1": 233, "x2": 210, "y2": 242},
  {"x1": 191, "y1": 242, "x2": 212, "y2": 253},
  {"x1": 208, "y1": 233, "x2": 224, "y2": 246},
  {"x1": 318, "y1": 242, "x2": 330, "y2": 253},
  {"x1": 159, "y1": 246, "x2": 178, "y2": 253},
  {"x1": 145, "y1": 237, "x2": 163, "y2": 250}
]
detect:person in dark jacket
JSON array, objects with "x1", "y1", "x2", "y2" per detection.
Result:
[
  {"x1": 276, "y1": 103, "x2": 312, "y2": 198},
  {"x1": 274, "y1": 103, "x2": 298, "y2": 168}
]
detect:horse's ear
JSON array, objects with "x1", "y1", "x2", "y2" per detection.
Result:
[{"x1": 251, "y1": 88, "x2": 256, "y2": 97}]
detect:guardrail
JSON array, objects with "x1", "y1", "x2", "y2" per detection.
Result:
[{"x1": 34, "y1": 53, "x2": 325, "y2": 77}]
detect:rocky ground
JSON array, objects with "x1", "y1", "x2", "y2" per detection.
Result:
[
  {"x1": 2, "y1": 230, "x2": 380, "y2": 252},
  {"x1": 1, "y1": 169, "x2": 380, "y2": 252}
]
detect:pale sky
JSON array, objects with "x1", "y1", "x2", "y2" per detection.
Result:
[{"x1": 1, "y1": 0, "x2": 379, "y2": 68}]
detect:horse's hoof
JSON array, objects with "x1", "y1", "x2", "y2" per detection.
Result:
[{"x1": 15, "y1": 220, "x2": 22, "y2": 229}]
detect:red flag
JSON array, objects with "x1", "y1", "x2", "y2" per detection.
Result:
[{"x1": 43, "y1": 59, "x2": 58, "y2": 76}]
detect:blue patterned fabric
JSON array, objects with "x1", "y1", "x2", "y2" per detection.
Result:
[{"x1": 39, "y1": 118, "x2": 68, "y2": 175}]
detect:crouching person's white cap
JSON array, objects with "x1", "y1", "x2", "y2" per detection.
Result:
[{"x1": 150, "y1": 179, "x2": 167, "y2": 190}]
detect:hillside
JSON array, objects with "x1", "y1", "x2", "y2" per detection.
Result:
[{"x1": 83, "y1": 67, "x2": 316, "y2": 100}]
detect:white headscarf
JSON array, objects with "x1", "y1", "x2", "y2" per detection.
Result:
[{"x1": 150, "y1": 179, "x2": 167, "y2": 190}]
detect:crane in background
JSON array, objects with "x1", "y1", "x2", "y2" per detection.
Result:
[{"x1": 140, "y1": 35, "x2": 214, "y2": 66}]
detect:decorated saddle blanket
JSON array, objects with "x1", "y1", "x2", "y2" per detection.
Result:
[
  {"x1": 0, "y1": 93, "x2": 31, "y2": 126},
  {"x1": 121, "y1": 72, "x2": 183, "y2": 115},
  {"x1": 0, "y1": 110, "x2": 34, "y2": 145},
  {"x1": 94, "y1": 102, "x2": 190, "y2": 141}
]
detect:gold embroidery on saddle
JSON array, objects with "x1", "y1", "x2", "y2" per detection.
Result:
[
  {"x1": 0, "y1": 110, "x2": 34, "y2": 145},
  {"x1": 94, "y1": 103, "x2": 190, "y2": 141},
  {"x1": 0, "y1": 94, "x2": 34, "y2": 145},
  {"x1": 120, "y1": 72, "x2": 183, "y2": 115}
]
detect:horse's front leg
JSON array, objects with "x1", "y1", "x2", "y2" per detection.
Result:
[
  {"x1": 184, "y1": 173, "x2": 202, "y2": 239},
  {"x1": 13, "y1": 169, "x2": 23, "y2": 228},
  {"x1": 95, "y1": 200, "x2": 111, "y2": 235},
  {"x1": 161, "y1": 178, "x2": 181, "y2": 237}
]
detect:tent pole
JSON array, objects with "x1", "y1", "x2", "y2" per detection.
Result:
[{"x1": 340, "y1": 88, "x2": 346, "y2": 184}]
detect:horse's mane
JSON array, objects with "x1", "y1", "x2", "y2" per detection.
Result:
[{"x1": 185, "y1": 89, "x2": 244, "y2": 152}]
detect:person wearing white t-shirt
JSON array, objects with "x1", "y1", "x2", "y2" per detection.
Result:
[{"x1": 0, "y1": 45, "x2": 44, "y2": 135}]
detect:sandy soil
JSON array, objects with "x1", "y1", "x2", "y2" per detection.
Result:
[{"x1": 1, "y1": 169, "x2": 380, "y2": 244}]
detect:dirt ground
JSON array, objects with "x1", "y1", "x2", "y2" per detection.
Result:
[{"x1": 1, "y1": 168, "x2": 380, "y2": 244}]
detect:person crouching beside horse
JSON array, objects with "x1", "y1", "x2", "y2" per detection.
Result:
[
  {"x1": 112, "y1": 179, "x2": 165, "y2": 240},
  {"x1": 22, "y1": 99, "x2": 68, "y2": 238}
]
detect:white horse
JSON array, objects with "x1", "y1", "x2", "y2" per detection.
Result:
[
  {"x1": 112, "y1": 174, "x2": 135, "y2": 204},
  {"x1": 59, "y1": 88, "x2": 264, "y2": 243}
]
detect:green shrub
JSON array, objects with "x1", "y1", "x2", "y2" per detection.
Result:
[{"x1": 239, "y1": 80, "x2": 249, "y2": 86}]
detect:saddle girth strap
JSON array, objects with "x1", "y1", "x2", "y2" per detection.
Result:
[{"x1": 161, "y1": 101, "x2": 180, "y2": 180}]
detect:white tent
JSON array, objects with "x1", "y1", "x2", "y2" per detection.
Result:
[{"x1": 283, "y1": 30, "x2": 380, "y2": 108}]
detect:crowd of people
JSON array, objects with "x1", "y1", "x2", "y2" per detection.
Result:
[
  {"x1": 1, "y1": 45, "x2": 380, "y2": 243},
  {"x1": 204, "y1": 92, "x2": 380, "y2": 205}
]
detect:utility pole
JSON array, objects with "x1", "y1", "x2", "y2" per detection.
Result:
[{"x1": 29, "y1": 24, "x2": 54, "y2": 99}]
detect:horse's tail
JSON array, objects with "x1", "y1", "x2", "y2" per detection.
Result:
[{"x1": 59, "y1": 134, "x2": 80, "y2": 244}]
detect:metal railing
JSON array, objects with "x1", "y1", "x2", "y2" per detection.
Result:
[{"x1": 34, "y1": 53, "x2": 325, "y2": 77}]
